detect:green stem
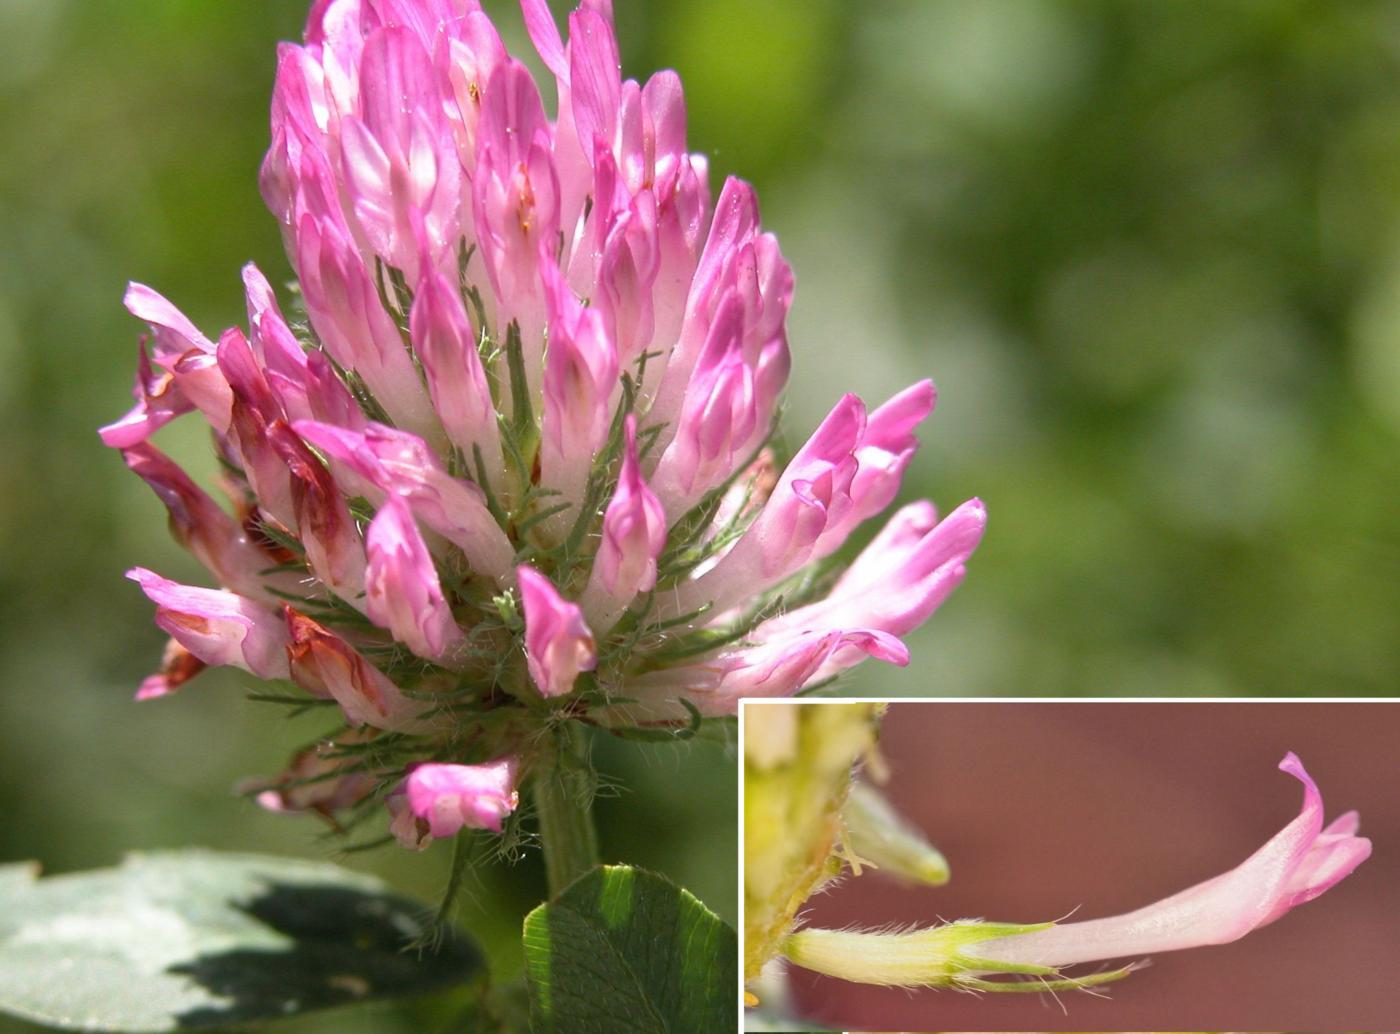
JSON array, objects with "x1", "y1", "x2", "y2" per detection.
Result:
[{"x1": 534, "y1": 723, "x2": 600, "y2": 897}]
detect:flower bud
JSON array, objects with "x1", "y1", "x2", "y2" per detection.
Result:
[
  {"x1": 843, "y1": 781, "x2": 949, "y2": 888},
  {"x1": 580, "y1": 416, "x2": 665, "y2": 632},
  {"x1": 519, "y1": 566, "x2": 597, "y2": 698},
  {"x1": 365, "y1": 496, "x2": 465, "y2": 664}
]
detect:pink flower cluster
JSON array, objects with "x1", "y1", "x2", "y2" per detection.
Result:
[{"x1": 104, "y1": 0, "x2": 983, "y2": 846}]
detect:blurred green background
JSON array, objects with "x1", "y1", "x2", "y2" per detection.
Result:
[{"x1": 1, "y1": 0, "x2": 1398, "y2": 1029}]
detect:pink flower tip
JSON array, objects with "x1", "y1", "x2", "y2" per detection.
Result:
[
  {"x1": 518, "y1": 565, "x2": 597, "y2": 698},
  {"x1": 403, "y1": 757, "x2": 520, "y2": 837},
  {"x1": 972, "y1": 751, "x2": 1370, "y2": 972}
]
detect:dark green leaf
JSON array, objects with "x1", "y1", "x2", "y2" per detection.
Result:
[
  {"x1": 522, "y1": 865, "x2": 735, "y2": 1034},
  {"x1": 0, "y1": 850, "x2": 484, "y2": 1031}
]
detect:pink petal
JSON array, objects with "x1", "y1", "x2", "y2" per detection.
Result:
[
  {"x1": 816, "y1": 379, "x2": 937, "y2": 557},
  {"x1": 365, "y1": 495, "x2": 464, "y2": 663},
  {"x1": 519, "y1": 0, "x2": 567, "y2": 79},
  {"x1": 518, "y1": 566, "x2": 596, "y2": 698},
  {"x1": 269, "y1": 422, "x2": 367, "y2": 604},
  {"x1": 285, "y1": 607, "x2": 437, "y2": 733},
  {"x1": 123, "y1": 283, "x2": 214, "y2": 366},
  {"x1": 403, "y1": 757, "x2": 520, "y2": 837},
  {"x1": 294, "y1": 212, "x2": 436, "y2": 438},
  {"x1": 567, "y1": 7, "x2": 621, "y2": 159},
  {"x1": 539, "y1": 260, "x2": 620, "y2": 521},
  {"x1": 666, "y1": 394, "x2": 866, "y2": 619},
  {"x1": 764, "y1": 498, "x2": 987, "y2": 657},
  {"x1": 410, "y1": 267, "x2": 504, "y2": 493},
  {"x1": 134, "y1": 638, "x2": 208, "y2": 701},
  {"x1": 128, "y1": 569, "x2": 289, "y2": 680},
  {"x1": 120, "y1": 443, "x2": 280, "y2": 603},
  {"x1": 581, "y1": 415, "x2": 666, "y2": 631},
  {"x1": 293, "y1": 420, "x2": 514, "y2": 583},
  {"x1": 975, "y1": 753, "x2": 1371, "y2": 970},
  {"x1": 99, "y1": 345, "x2": 193, "y2": 448},
  {"x1": 627, "y1": 628, "x2": 906, "y2": 719}
]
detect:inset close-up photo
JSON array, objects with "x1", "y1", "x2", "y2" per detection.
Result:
[{"x1": 742, "y1": 700, "x2": 1399, "y2": 1032}]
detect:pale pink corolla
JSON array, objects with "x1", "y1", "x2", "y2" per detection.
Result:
[
  {"x1": 134, "y1": 639, "x2": 207, "y2": 703},
  {"x1": 268, "y1": 422, "x2": 367, "y2": 606},
  {"x1": 681, "y1": 384, "x2": 947, "y2": 623},
  {"x1": 410, "y1": 266, "x2": 503, "y2": 495},
  {"x1": 645, "y1": 177, "x2": 771, "y2": 445},
  {"x1": 472, "y1": 60, "x2": 559, "y2": 364},
  {"x1": 294, "y1": 204, "x2": 437, "y2": 439},
  {"x1": 128, "y1": 568, "x2": 289, "y2": 683},
  {"x1": 99, "y1": 284, "x2": 225, "y2": 448},
  {"x1": 241, "y1": 263, "x2": 313, "y2": 424},
  {"x1": 519, "y1": 565, "x2": 597, "y2": 698},
  {"x1": 664, "y1": 393, "x2": 867, "y2": 619},
  {"x1": 581, "y1": 151, "x2": 659, "y2": 369},
  {"x1": 338, "y1": 25, "x2": 461, "y2": 283},
  {"x1": 824, "y1": 379, "x2": 937, "y2": 550},
  {"x1": 284, "y1": 608, "x2": 436, "y2": 734},
  {"x1": 758, "y1": 498, "x2": 987, "y2": 683},
  {"x1": 365, "y1": 495, "x2": 465, "y2": 664},
  {"x1": 580, "y1": 416, "x2": 666, "y2": 632},
  {"x1": 222, "y1": 328, "x2": 300, "y2": 530},
  {"x1": 439, "y1": 12, "x2": 509, "y2": 177},
  {"x1": 649, "y1": 287, "x2": 789, "y2": 522},
  {"x1": 628, "y1": 627, "x2": 909, "y2": 718},
  {"x1": 403, "y1": 758, "x2": 521, "y2": 840},
  {"x1": 294, "y1": 419, "x2": 515, "y2": 582},
  {"x1": 539, "y1": 260, "x2": 620, "y2": 523},
  {"x1": 973, "y1": 753, "x2": 1371, "y2": 970}
]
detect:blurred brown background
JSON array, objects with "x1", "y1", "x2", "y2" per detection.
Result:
[{"x1": 787, "y1": 701, "x2": 1400, "y2": 1031}]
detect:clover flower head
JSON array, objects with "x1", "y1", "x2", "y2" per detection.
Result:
[{"x1": 105, "y1": 0, "x2": 983, "y2": 846}]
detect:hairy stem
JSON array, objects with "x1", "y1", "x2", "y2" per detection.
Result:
[{"x1": 534, "y1": 722, "x2": 600, "y2": 897}]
